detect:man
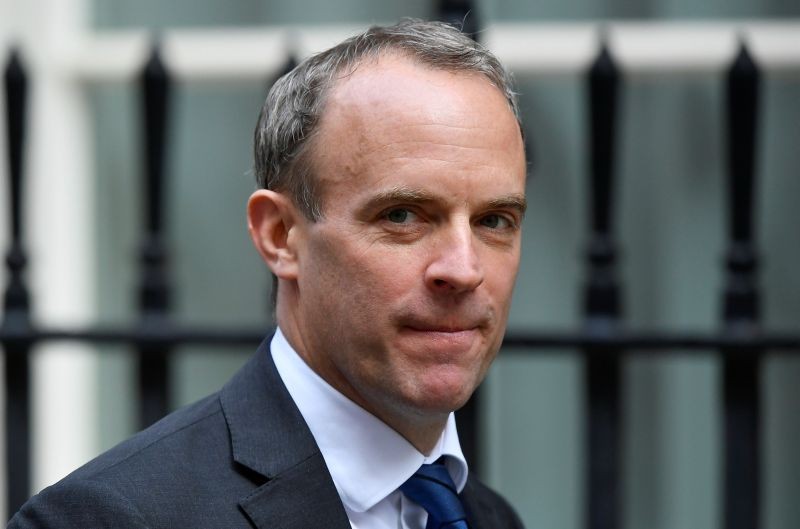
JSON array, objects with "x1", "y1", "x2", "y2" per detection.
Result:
[{"x1": 10, "y1": 19, "x2": 527, "y2": 529}]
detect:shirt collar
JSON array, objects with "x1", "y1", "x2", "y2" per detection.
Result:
[{"x1": 270, "y1": 328, "x2": 468, "y2": 513}]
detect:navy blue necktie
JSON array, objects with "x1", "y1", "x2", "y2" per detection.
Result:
[{"x1": 400, "y1": 463, "x2": 470, "y2": 529}]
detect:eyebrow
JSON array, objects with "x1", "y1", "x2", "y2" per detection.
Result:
[
  {"x1": 486, "y1": 194, "x2": 528, "y2": 218},
  {"x1": 359, "y1": 186, "x2": 527, "y2": 217},
  {"x1": 360, "y1": 187, "x2": 438, "y2": 211}
]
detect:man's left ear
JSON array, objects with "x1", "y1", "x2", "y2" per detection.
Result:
[{"x1": 247, "y1": 189, "x2": 301, "y2": 280}]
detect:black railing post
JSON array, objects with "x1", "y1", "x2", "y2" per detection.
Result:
[
  {"x1": 3, "y1": 47, "x2": 32, "y2": 518},
  {"x1": 584, "y1": 42, "x2": 622, "y2": 529},
  {"x1": 722, "y1": 42, "x2": 762, "y2": 529},
  {"x1": 138, "y1": 42, "x2": 172, "y2": 428}
]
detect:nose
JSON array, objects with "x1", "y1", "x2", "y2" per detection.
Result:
[{"x1": 424, "y1": 224, "x2": 484, "y2": 294}]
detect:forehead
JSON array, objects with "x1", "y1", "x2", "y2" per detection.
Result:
[
  {"x1": 324, "y1": 54, "x2": 512, "y2": 134},
  {"x1": 310, "y1": 54, "x2": 526, "y2": 202}
]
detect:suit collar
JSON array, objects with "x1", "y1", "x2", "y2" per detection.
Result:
[
  {"x1": 219, "y1": 336, "x2": 319, "y2": 478},
  {"x1": 460, "y1": 476, "x2": 506, "y2": 529},
  {"x1": 219, "y1": 336, "x2": 351, "y2": 529}
]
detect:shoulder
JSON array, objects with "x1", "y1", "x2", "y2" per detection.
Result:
[
  {"x1": 9, "y1": 477, "x2": 150, "y2": 529},
  {"x1": 65, "y1": 392, "x2": 224, "y2": 483},
  {"x1": 461, "y1": 474, "x2": 525, "y2": 529},
  {"x1": 9, "y1": 393, "x2": 237, "y2": 528}
]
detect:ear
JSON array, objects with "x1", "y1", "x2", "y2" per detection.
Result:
[{"x1": 247, "y1": 189, "x2": 301, "y2": 280}]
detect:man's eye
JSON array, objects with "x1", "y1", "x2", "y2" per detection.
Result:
[
  {"x1": 385, "y1": 208, "x2": 414, "y2": 223},
  {"x1": 479, "y1": 214, "x2": 511, "y2": 229}
]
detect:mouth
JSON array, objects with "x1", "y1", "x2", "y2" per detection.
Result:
[
  {"x1": 400, "y1": 314, "x2": 488, "y2": 334},
  {"x1": 394, "y1": 310, "x2": 493, "y2": 354},
  {"x1": 404, "y1": 327, "x2": 479, "y2": 341},
  {"x1": 399, "y1": 323, "x2": 483, "y2": 353},
  {"x1": 405, "y1": 324, "x2": 479, "y2": 333}
]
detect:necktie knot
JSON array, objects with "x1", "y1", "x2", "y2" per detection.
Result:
[{"x1": 400, "y1": 463, "x2": 469, "y2": 529}]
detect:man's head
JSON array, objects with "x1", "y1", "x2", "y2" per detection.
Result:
[
  {"x1": 253, "y1": 18, "x2": 523, "y2": 220},
  {"x1": 248, "y1": 19, "x2": 527, "y2": 452}
]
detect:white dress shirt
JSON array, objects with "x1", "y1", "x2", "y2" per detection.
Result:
[{"x1": 271, "y1": 328, "x2": 469, "y2": 529}]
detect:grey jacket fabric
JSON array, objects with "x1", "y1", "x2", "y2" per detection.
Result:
[{"x1": 8, "y1": 338, "x2": 524, "y2": 529}]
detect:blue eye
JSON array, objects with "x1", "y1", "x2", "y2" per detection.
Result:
[{"x1": 386, "y1": 209, "x2": 411, "y2": 223}]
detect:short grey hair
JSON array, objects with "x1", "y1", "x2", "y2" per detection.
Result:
[{"x1": 253, "y1": 18, "x2": 522, "y2": 221}]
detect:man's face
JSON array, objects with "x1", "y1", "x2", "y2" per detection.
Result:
[{"x1": 286, "y1": 54, "x2": 526, "y2": 433}]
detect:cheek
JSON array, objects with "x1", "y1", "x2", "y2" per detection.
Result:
[
  {"x1": 303, "y1": 235, "x2": 403, "y2": 320},
  {"x1": 327, "y1": 237, "x2": 420, "y2": 294}
]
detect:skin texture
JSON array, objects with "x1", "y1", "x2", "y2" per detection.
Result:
[{"x1": 248, "y1": 53, "x2": 527, "y2": 454}]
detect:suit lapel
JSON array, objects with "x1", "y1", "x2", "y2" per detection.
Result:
[
  {"x1": 460, "y1": 476, "x2": 496, "y2": 529},
  {"x1": 239, "y1": 452, "x2": 351, "y2": 529},
  {"x1": 219, "y1": 337, "x2": 350, "y2": 529}
]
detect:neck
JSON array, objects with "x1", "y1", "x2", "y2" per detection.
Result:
[{"x1": 381, "y1": 412, "x2": 449, "y2": 455}]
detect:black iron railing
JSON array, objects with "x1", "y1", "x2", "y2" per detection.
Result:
[
  {"x1": 3, "y1": 46, "x2": 32, "y2": 521},
  {"x1": 722, "y1": 42, "x2": 762, "y2": 529},
  {"x1": 584, "y1": 40, "x2": 623, "y2": 529},
  {"x1": 137, "y1": 42, "x2": 173, "y2": 429}
]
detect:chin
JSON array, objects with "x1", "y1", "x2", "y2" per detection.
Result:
[{"x1": 405, "y1": 370, "x2": 480, "y2": 414}]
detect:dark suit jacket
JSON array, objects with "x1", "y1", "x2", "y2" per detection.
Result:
[{"x1": 8, "y1": 338, "x2": 524, "y2": 528}]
